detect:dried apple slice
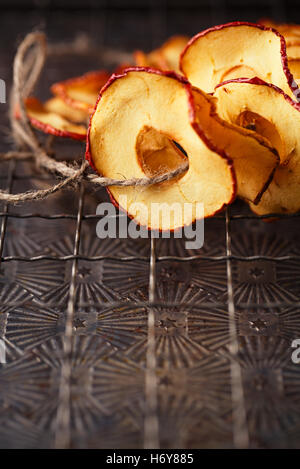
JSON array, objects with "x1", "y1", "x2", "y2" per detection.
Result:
[
  {"x1": 258, "y1": 19, "x2": 300, "y2": 59},
  {"x1": 134, "y1": 49, "x2": 167, "y2": 70},
  {"x1": 134, "y1": 36, "x2": 189, "y2": 73},
  {"x1": 259, "y1": 18, "x2": 300, "y2": 39},
  {"x1": 113, "y1": 63, "x2": 133, "y2": 75},
  {"x1": 286, "y1": 41, "x2": 300, "y2": 60},
  {"x1": 180, "y1": 22, "x2": 299, "y2": 100},
  {"x1": 190, "y1": 87, "x2": 279, "y2": 204},
  {"x1": 133, "y1": 50, "x2": 148, "y2": 67},
  {"x1": 20, "y1": 97, "x2": 86, "y2": 140},
  {"x1": 159, "y1": 35, "x2": 189, "y2": 72},
  {"x1": 86, "y1": 68, "x2": 236, "y2": 230},
  {"x1": 44, "y1": 97, "x2": 88, "y2": 123},
  {"x1": 51, "y1": 70, "x2": 110, "y2": 114},
  {"x1": 214, "y1": 78, "x2": 300, "y2": 214},
  {"x1": 288, "y1": 59, "x2": 300, "y2": 85}
]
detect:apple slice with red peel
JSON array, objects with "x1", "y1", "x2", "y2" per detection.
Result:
[
  {"x1": 113, "y1": 63, "x2": 134, "y2": 75},
  {"x1": 288, "y1": 59, "x2": 300, "y2": 85},
  {"x1": 159, "y1": 35, "x2": 189, "y2": 72},
  {"x1": 258, "y1": 19, "x2": 300, "y2": 59},
  {"x1": 44, "y1": 97, "x2": 88, "y2": 123},
  {"x1": 286, "y1": 42, "x2": 300, "y2": 60},
  {"x1": 19, "y1": 97, "x2": 86, "y2": 140},
  {"x1": 134, "y1": 49, "x2": 167, "y2": 70},
  {"x1": 259, "y1": 18, "x2": 300, "y2": 40},
  {"x1": 214, "y1": 77, "x2": 300, "y2": 214},
  {"x1": 190, "y1": 87, "x2": 279, "y2": 204},
  {"x1": 134, "y1": 36, "x2": 189, "y2": 73},
  {"x1": 133, "y1": 50, "x2": 147, "y2": 67},
  {"x1": 86, "y1": 68, "x2": 236, "y2": 230},
  {"x1": 51, "y1": 70, "x2": 110, "y2": 114},
  {"x1": 180, "y1": 22, "x2": 299, "y2": 100}
]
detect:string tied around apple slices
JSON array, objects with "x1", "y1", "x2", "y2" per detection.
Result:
[{"x1": 0, "y1": 31, "x2": 189, "y2": 203}]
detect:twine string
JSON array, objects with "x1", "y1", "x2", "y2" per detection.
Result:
[{"x1": 0, "y1": 32, "x2": 188, "y2": 203}]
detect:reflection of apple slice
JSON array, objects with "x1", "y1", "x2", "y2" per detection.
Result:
[
  {"x1": 214, "y1": 77, "x2": 300, "y2": 214},
  {"x1": 134, "y1": 36, "x2": 188, "y2": 73},
  {"x1": 86, "y1": 68, "x2": 236, "y2": 230},
  {"x1": 180, "y1": 22, "x2": 298, "y2": 99},
  {"x1": 18, "y1": 97, "x2": 87, "y2": 140},
  {"x1": 51, "y1": 70, "x2": 110, "y2": 114}
]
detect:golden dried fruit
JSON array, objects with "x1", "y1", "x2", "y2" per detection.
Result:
[
  {"x1": 19, "y1": 97, "x2": 86, "y2": 140},
  {"x1": 214, "y1": 78, "x2": 300, "y2": 214},
  {"x1": 51, "y1": 70, "x2": 110, "y2": 114},
  {"x1": 181, "y1": 22, "x2": 298, "y2": 100},
  {"x1": 86, "y1": 68, "x2": 236, "y2": 230}
]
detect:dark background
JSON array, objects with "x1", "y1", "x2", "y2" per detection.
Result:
[
  {"x1": 1, "y1": 0, "x2": 298, "y2": 93},
  {"x1": 0, "y1": 0, "x2": 298, "y2": 54}
]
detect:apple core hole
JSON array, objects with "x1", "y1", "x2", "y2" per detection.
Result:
[
  {"x1": 136, "y1": 125, "x2": 189, "y2": 179},
  {"x1": 237, "y1": 110, "x2": 284, "y2": 159}
]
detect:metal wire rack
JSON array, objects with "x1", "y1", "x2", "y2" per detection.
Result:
[{"x1": 0, "y1": 0, "x2": 300, "y2": 450}]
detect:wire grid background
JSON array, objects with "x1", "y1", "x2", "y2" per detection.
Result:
[{"x1": 0, "y1": 0, "x2": 300, "y2": 449}]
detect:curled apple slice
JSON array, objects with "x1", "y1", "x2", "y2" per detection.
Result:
[
  {"x1": 51, "y1": 70, "x2": 110, "y2": 114},
  {"x1": 86, "y1": 68, "x2": 236, "y2": 230},
  {"x1": 113, "y1": 63, "x2": 133, "y2": 75},
  {"x1": 159, "y1": 35, "x2": 189, "y2": 72},
  {"x1": 44, "y1": 97, "x2": 88, "y2": 123},
  {"x1": 289, "y1": 59, "x2": 300, "y2": 85},
  {"x1": 214, "y1": 78, "x2": 300, "y2": 214},
  {"x1": 134, "y1": 36, "x2": 188, "y2": 73},
  {"x1": 286, "y1": 42, "x2": 300, "y2": 60},
  {"x1": 180, "y1": 22, "x2": 298, "y2": 100},
  {"x1": 190, "y1": 87, "x2": 279, "y2": 204},
  {"x1": 20, "y1": 97, "x2": 86, "y2": 140},
  {"x1": 259, "y1": 19, "x2": 300, "y2": 59},
  {"x1": 259, "y1": 18, "x2": 300, "y2": 40},
  {"x1": 134, "y1": 49, "x2": 166, "y2": 70}
]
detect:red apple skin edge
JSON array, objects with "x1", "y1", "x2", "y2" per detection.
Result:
[
  {"x1": 214, "y1": 75, "x2": 300, "y2": 217},
  {"x1": 51, "y1": 70, "x2": 110, "y2": 113},
  {"x1": 14, "y1": 106, "x2": 86, "y2": 141},
  {"x1": 213, "y1": 78, "x2": 281, "y2": 205},
  {"x1": 179, "y1": 21, "x2": 300, "y2": 99},
  {"x1": 215, "y1": 75, "x2": 300, "y2": 112},
  {"x1": 190, "y1": 82, "x2": 278, "y2": 206},
  {"x1": 31, "y1": 117, "x2": 86, "y2": 140},
  {"x1": 85, "y1": 67, "x2": 237, "y2": 233},
  {"x1": 30, "y1": 117, "x2": 86, "y2": 140}
]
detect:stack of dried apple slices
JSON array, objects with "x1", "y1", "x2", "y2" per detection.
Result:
[
  {"x1": 17, "y1": 70, "x2": 110, "y2": 140},
  {"x1": 180, "y1": 22, "x2": 300, "y2": 216},
  {"x1": 18, "y1": 21, "x2": 300, "y2": 228},
  {"x1": 259, "y1": 18, "x2": 300, "y2": 83}
]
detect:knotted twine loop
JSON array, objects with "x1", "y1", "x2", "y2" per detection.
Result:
[{"x1": 0, "y1": 32, "x2": 189, "y2": 203}]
